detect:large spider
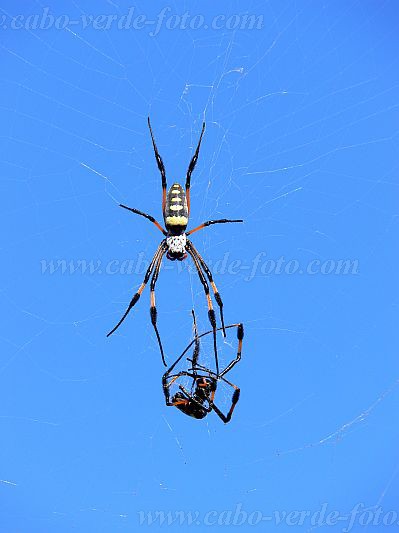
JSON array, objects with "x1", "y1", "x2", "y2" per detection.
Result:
[
  {"x1": 107, "y1": 118, "x2": 243, "y2": 370},
  {"x1": 162, "y1": 311, "x2": 244, "y2": 423}
]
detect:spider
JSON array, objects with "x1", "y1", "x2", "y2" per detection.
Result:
[
  {"x1": 162, "y1": 310, "x2": 244, "y2": 423},
  {"x1": 107, "y1": 118, "x2": 243, "y2": 370}
]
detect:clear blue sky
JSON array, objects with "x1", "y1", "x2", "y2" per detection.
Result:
[{"x1": 1, "y1": 1, "x2": 398, "y2": 532}]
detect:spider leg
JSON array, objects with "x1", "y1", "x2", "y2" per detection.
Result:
[
  {"x1": 187, "y1": 218, "x2": 243, "y2": 236},
  {"x1": 107, "y1": 242, "x2": 165, "y2": 337},
  {"x1": 219, "y1": 323, "x2": 244, "y2": 378},
  {"x1": 147, "y1": 117, "x2": 167, "y2": 211},
  {"x1": 190, "y1": 363, "x2": 238, "y2": 390},
  {"x1": 162, "y1": 372, "x2": 193, "y2": 405},
  {"x1": 187, "y1": 248, "x2": 219, "y2": 376},
  {"x1": 149, "y1": 246, "x2": 167, "y2": 366},
  {"x1": 162, "y1": 332, "x2": 194, "y2": 378},
  {"x1": 185, "y1": 122, "x2": 205, "y2": 215},
  {"x1": 161, "y1": 314, "x2": 201, "y2": 399},
  {"x1": 163, "y1": 322, "x2": 239, "y2": 380},
  {"x1": 190, "y1": 309, "x2": 201, "y2": 373},
  {"x1": 162, "y1": 375, "x2": 191, "y2": 407},
  {"x1": 190, "y1": 322, "x2": 243, "y2": 378},
  {"x1": 119, "y1": 204, "x2": 166, "y2": 235},
  {"x1": 178, "y1": 385, "x2": 194, "y2": 401},
  {"x1": 211, "y1": 387, "x2": 240, "y2": 424},
  {"x1": 165, "y1": 370, "x2": 199, "y2": 383},
  {"x1": 188, "y1": 241, "x2": 226, "y2": 337},
  {"x1": 187, "y1": 361, "x2": 215, "y2": 375},
  {"x1": 162, "y1": 374, "x2": 176, "y2": 405}
]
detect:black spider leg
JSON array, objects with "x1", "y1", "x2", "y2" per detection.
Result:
[
  {"x1": 185, "y1": 122, "x2": 205, "y2": 215},
  {"x1": 219, "y1": 323, "x2": 244, "y2": 377},
  {"x1": 186, "y1": 219, "x2": 243, "y2": 236},
  {"x1": 147, "y1": 117, "x2": 167, "y2": 211},
  {"x1": 163, "y1": 322, "x2": 239, "y2": 383},
  {"x1": 211, "y1": 389, "x2": 240, "y2": 424},
  {"x1": 149, "y1": 245, "x2": 167, "y2": 366},
  {"x1": 107, "y1": 241, "x2": 166, "y2": 337},
  {"x1": 162, "y1": 310, "x2": 200, "y2": 401},
  {"x1": 162, "y1": 371, "x2": 176, "y2": 406},
  {"x1": 190, "y1": 310, "x2": 200, "y2": 390},
  {"x1": 186, "y1": 248, "x2": 219, "y2": 376},
  {"x1": 188, "y1": 323, "x2": 244, "y2": 379},
  {"x1": 188, "y1": 240, "x2": 226, "y2": 337},
  {"x1": 119, "y1": 204, "x2": 166, "y2": 235},
  {"x1": 189, "y1": 363, "x2": 238, "y2": 387}
]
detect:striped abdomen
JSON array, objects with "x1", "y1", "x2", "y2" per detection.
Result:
[{"x1": 164, "y1": 183, "x2": 188, "y2": 235}]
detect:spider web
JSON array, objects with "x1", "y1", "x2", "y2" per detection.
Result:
[{"x1": 1, "y1": 0, "x2": 399, "y2": 531}]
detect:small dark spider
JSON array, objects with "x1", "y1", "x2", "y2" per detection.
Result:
[
  {"x1": 107, "y1": 118, "x2": 243, "y2": 370},
  {"x1": 162, "y1": 311, "x2": 244, "y2": 423}
]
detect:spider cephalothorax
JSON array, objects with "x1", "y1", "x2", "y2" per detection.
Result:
[
  {"x1": 166, "y1": 234, "x2": 187, "y2": 261},
  {"x1": 107, "y1": 118, "x2": 243, "y2": 370},
  {"x1": 163, "y1": 311, "x2": 244, "y2": 423}
]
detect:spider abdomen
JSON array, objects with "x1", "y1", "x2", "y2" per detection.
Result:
[
  {"x1": 164, "y1": 183, "x2": 188, "y2": 235},
  {"x1": 172, "y1": 393, "x2": 207, "y2": 419}
]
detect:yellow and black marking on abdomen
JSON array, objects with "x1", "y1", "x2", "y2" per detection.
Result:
[{"x1": 163, "y1": 182, "x2": 189, "y2": 235}]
